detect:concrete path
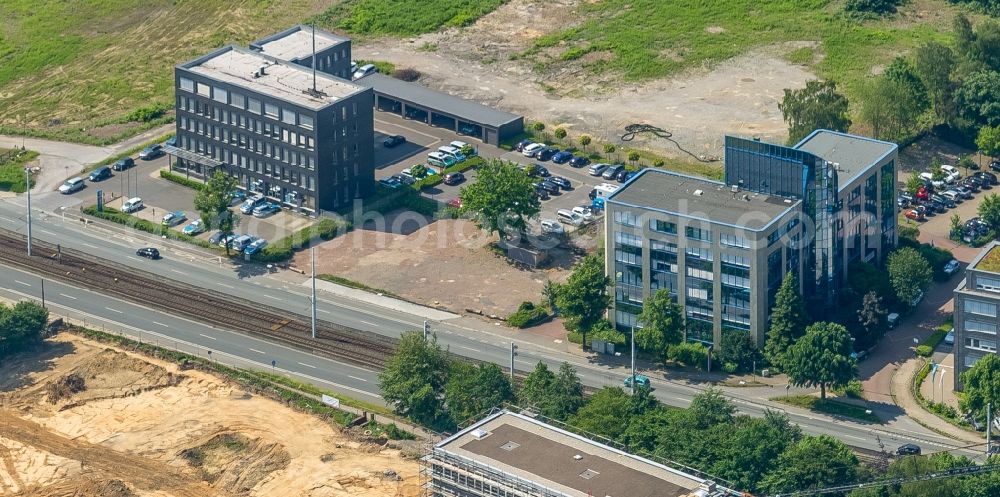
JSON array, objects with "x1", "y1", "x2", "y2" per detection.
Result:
[{"x1": 890, "y1": 356, "x2": 983, "y2": 444}]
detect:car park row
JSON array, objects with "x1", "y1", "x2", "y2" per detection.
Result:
[{"x1": 899, "y1": 164, "x2": 997, "y2": 223}]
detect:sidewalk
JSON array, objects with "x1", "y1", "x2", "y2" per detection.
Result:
[{"x1": 890, "y1": 356, "x2": 982, "y2": 443}]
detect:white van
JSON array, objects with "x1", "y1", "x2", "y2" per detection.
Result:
[
  {"x1": 449, "y1": 140, "x2": 474, "y2": 155},
  {"x1": 557, "y1": 209, "x2": 584, "y2": 226},
  {"x1": 121, "y1": 197, "x2": 143, "y2": 213},
  {"x1": 231, "y1": 234, "x2": 254, "y2": 252},
  {"x1": 437, "y1": 146, "x2": 465, "y2": 162},
  {"x1": 592, "y1": 183, "x2": 620, "y2": 199},
  {"x1": 427, "y1": 152, "x2": 456, "y2": 168}
]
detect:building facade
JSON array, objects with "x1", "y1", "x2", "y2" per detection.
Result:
[
  {"x1": 173, "y1": 45, "x2": 374, "y2": 213},
  {"x1": 953, "y1": 243, "x2": 1000, "y2": 391},
  {"x1": 607, "y1": 130, "x2": 897, "y2": 349}
]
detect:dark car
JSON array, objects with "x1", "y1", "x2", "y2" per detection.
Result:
[
  {"x1": 534, "y1": 185, "x2": 550, "y2": 200},
  {"x1": 965, "y1": 176, "x2": 986, "y2": 190},
  {"x1": 549, "y1": 176, "x2": 572, "y2": 190},
  {"x1": 551, "y1": 151, "x2": 573, "y2": 164},
  {"x1": 165, "y1": 136, "x2": 177, "y2": 147},
  {"x1": 615, "y1": 168, "x2": 631, "y2": 182},
  {"x1": 135, "y1": 247, "x2": 160, "y2": 259},
  {"x1": 138, "y1": 144, "x2": 163, "y2": 160},
  {"x1": 976, "y1": 171, "x2": 999, "y2": 185},
  {"x1": 896, "y1": 443, "x2": 921, "y2": 456},
  {"x1": 515, "y1": 139, "x2": 533, "y2": 152},
  {"x1": 535, "y1": 148, "x2": 556, "y2": 161},
  {"x1": 539, "y1": 180, "x2": 560, "y2": 195},
  {"x1": 382, "y1": 135, "x2": 406, "y2": 148},
  {"x1": 926, "y1": 198, "x2": 947, "y2": 213},
  {"x1": 932, "y1": 194, "x2": 956, "y2": 208},
  {"x1": 622, "y1": 171, "x2": 638, "y2": 182},
  {"x1": 569, "y1": 156, "x2": 591, "y2": 168},
  {"x1": 443, "y1": 172, "x2": 465, "y2": 185},
  {"x1": 955, "y1": 185, "x2": 974, "y2": 199},
  {"x1": 113, "y1": 157, "x2": 135, "y2": 171},
  {"x1": 529, "y1": 163, "x2": 550, "y2": 177},
  {"x1": 88, "y1": 166, "x2": 112, "y2": 182},
  {"x1": 602, "y1": 164, "x2": 625, "y2": 180}
]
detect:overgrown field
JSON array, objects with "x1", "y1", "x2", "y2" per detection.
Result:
[{"x1": 311, "y1": 0, "x2": 506, "y2": 36}]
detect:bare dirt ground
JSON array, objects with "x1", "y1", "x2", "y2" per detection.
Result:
[
  {"x1": 353, "y1": 0, "x2": 815, "y2": 160},
  {"x1": 299, "y1": 214, "x2": 588, "y2": 316},
  {"x1": 0, "y1": 334, "x2": 421, "y2": 497}
]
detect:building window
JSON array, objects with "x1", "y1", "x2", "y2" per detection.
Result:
[
  {"x1": 264, "y1": 102, "x2": 279, "y2": 118},
  {"x1": 650, "y1": 219, "x2": 677, "y2": 234},
  {"x1": 179, "y1": 77, "x2": 194, "y2": 92},
  {"x1": 721, "y1": 253, "x2": 750, "y2": 267},
  {"x1": 300, "y1": 115, "x2": 314, "y2": 130},
  {"x1": 965, "y1": 337, "x2": 997, "y2": 352},
  {"x1": 685, "y1": 246, "x2": 713, "y2": 261},
  {"x1": 965, "y1": 320, "x2": 997, "y2": 335},
  {"x1": 248, "y1": 98, "x2": 261, "y2": 114},
  {"x1": 282, "y1": 108, "x2": 297, "y2": 125},
  {"x1": 976, "y1": 276, "x2": 1000, "y2": 293},
  {"x1": 212, "y1": 87, "x2": 228, "y2": 103},
  {"x1": 614, "y1": 231, "x2": 643, "y2": 247},
  {"x1": 685, "y1": 226, "x2": 712, "y2": 242},
  {"x1": 196, "y1": 82, "x2": 210, "y2": 97},
  {"x1": 965, "y1": 299, "x2": 998, "y2": 317},
  {"x1": 613, "y1": 210, "x2": 639, "y2": 227},
  {"x1": 964, "y1": 354, "x2": 983, "y2": 368},
  {"x1": 720, "y1": 233, "x2": 750, "y2": 249}
]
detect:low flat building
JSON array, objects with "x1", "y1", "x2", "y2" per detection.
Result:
[
  {"x1": 428, "y1": 410, "x2": 734, "y2": 497},
  {"x1": 953, "y1": 242, "x2": 1000, "y2": 390}
]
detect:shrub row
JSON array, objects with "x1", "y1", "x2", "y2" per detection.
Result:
[
  {"x1": 915, "y1": 329, "x2": 948, "y2": 357},
  {"x1": 668, "y1": 342, "x2": 709, "y2": 370},
  {"x1": 251, "y1": 217, "x2": 350, "y2": 263},
  {"x1": 81, "y1": 205, "x2": 214, "y2": 249},
  {"x1": 506, "y1": 301, "x2": 551, "y2": 328},
  {"x1": 411, "y1": 156, "x2": 483, "y2": 190},
  {"x1": 159, "y1": 170, "x2": 204, "y2": 190}
]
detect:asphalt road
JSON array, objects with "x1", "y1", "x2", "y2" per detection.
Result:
[{"x1": 0, "y1": 197, "x2": 985, "y2": 459}]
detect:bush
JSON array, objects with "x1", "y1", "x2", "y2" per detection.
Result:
[
  {"x1": 835, "y1": 379, "x2": 864, "y2": 399},
  {"x1": 81, "y1": 206, "x2": 214, "y2": 248},
  {"x1": 844, "y1": 0, "x2": 900, "y2": 15},
  {"x1": 915, "y1": 329, "x2": 948, "y2": 357},
  {"x1": 124, "y1": 102, "x2": 171, "y2": 123},
  {"x1": 668, "y1": 342, "x2": 709, "y2": 369},
  {"x1": 507, "y1": 301, "x2": 550, "y2": 328},
  {"x1": 160, "y1": 170, "x2": 204, "y2": 190},
  {"x1": 915, "y1": 345, "x2": 933, "y2": 357},
  {"x1": 251, "y1": 217, "x2": 349, "y2": 263},
  {"x1": 898, "y1": 225, "x2": 920, "y2": 242},
  {"x1": 723, "y1": 362, "x2": 738, "y2": 374},
  {"x1": 973, "y1": 230, "x2": 997, "y2": 248},
  {"x1": 392, "y1": 68, "x2": 421, "y2": 82}
]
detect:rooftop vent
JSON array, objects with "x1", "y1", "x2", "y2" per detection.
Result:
[
  {"x1": 742, "y1": 194, "x2": 751, "y2": 201},
  {"x1": 501, "y1": 441, "x2": 520, "y2": 451},
  {"x1": 693, "y1": 189, "x2": 704, "y2": 196},
  {"x1": 573, "y1": 454, "x2": 583, "y2": 461},
  {"x1": 259, "y1": 64, "x2": 268, "y2": 76},
  {"x1": 731, "y1": 185, "x2": 739, "y2": 193},
  {"x1": 471, "y1": 429, "x2": 490, "y2": 440},
  {"x1": 579, "y1": 469, "x2": 600, "y2": 480},
  {"x1": 784, "y1": 198, "x2": 793, "y2": 204}
]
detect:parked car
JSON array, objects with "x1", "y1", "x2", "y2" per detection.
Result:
[
  {"x1": 447, "y1": 198, "x2": 462, "y2": 209},
  {"x1": 556, "y1": 208, "x2": 584, "y2": 225},
  {"x1": 920, "y1": 172, "x2": 944, "y2": 189},
  {"x1": 615, "y1": 168, "x2": 630, "y2": 182},
  {"x1": 450, "y1": 141, "x2": 473, "y2": 155},
  {"x1": 549, "y1": 176, "x2": 572, "y2": 190},
  {"x1": 896, "y1": 443, "x2": 921, "y2": 456},
  {"x1": 540, "y1": 219, "x2": 564, "y2": 235},
  {"x1": 922, "y1": 199, "x2": 943, "y2": 214},
  {"x1": 443, "y1": 172, "x2": 466, "y2": 185},
  {"x1": 944, "y1": 329, "x2": 955, "y2": 345},
  {"x1": 941, "y1": 190, "x2": 962, "y2": 203},
  {"x1": 551, "y1": 151, "x2": 573, "y2": 164},
  {"x1": 161, "y1": 211, "x2": 186, "y2": 226},
  {"x1": 393, "y1": 173, "x2": 415, "y2": 185},
  {"x1": 898, "y1": 191, "x2": 914, "y2": 204},
  {"x1": 602, "y1": 164, "x2": 625, "y2": 180},
  {"x1": 622, "y1": 171, "x2": 638, "y2": 182},
  {"x1": 139, "y1": 144, "x2": 163, "y2": 160},
  {"x1": 532, "y1": 164, "x2": 551, "y2": 177},
  {"x1": 964, "y1": 176, "x2": 985, "y2": 191},
  {"x1": 932, "y1": 194, "x2": 956, "y2": 209},
  {"x1": 904, "y1": 209, "x2": 925, "y2": 221},
  {"x1": 229, "y1": 190, "x2": 246, "y2": 205},
  {"x1": 569, "y1": 156, "x2": 591, "y2": 168},
  {"x1": 535, "y1": 186, "x2": 550, "y2": 200},
  {"x1": 382, "y1": 135, "x2": 406, "y2": 148},
  {"x1": 535, "y1": 148, "x2": 556, "y2": 161},
  {"x1": 977, "y1": 171, "x2": 999, "y2": 185},
  {"x1": 515, "y1": 139, "x2": 533, "y2": 152},
  {"x1": 378, "y1": 177, "x2": 402, "y2": 189},
  {"x1": 955, "y1": 185, "x2": 974, "y2": 199},
  {"x1": 572, "y1": 205, "x2": 594, "y2": 221},
  {"x1": 943, "y1": 259, "x2": 961, "y2": 275},
  {"x1": 539, "y1": 180, "x2": 560, "y2": 195},
  {"x1": 121, "y1": 197, "x2": 143, "y2": 213},
  {"x1": 208, "y1": 231, "x2": 227, "y2": 245},
  {"x1": 164, "y1": 136, "x2": 177, "y2": 147},
  {"x1": 59, "y1": 177, "x2": 85, "y2": 194},
  {"x1": 135, "y1": 247, "x2": 160, "y2": 260},
  {"x1": 244, "y1": 238, "x2": 268, "y2": 255},
  {"x1": 916, "y1": 186, "x2": 930, "y2": 201},
  {"x1": 112, "y1": 157, "x2": 135, "y2": 171},
  {"x1": 522, "y1": 143, "x2": 545, "y2": 157},
  {"x1": 623, "y1": 374, "x2": 650, "y2": 389},
  {"x1": 89, "y1": 166, "x2": 112, "y2": 182},
  {"x1": 217, "y1": 234, "x2": 237, "y2": 249},
  {"x1": 253, "y1": 202, "x2": 280, "y2": 217},
  {"x1": 588, "y1": 163, "x2": 609, "y2": 176},
  {"x1": 239, "y1": 196, "x2": 266, "y2": 214},
  {"x1": 991, "y1": 160, "x2": 1000, "y2": 173},
  {"x1": 231, "y1": 234, "x2": 254, "y2": 252},
  {"x1": 352, "y1": 63, "x2": 377, "y2": 80},
  {"x1": 182, "y1": 219, "x2": 205, "y2": 235},
  {"x1": 941, "y1": 164, "x2": 961, "y2": 183}
]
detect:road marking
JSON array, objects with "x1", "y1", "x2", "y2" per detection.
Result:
[
  {"x1": 152, "y1": 321, "x2": 169, "y2": 328},
  {"x1": 58, "y1": 293, "x2": 77, "y2": 300},
  {"x1": 14, "y1": 280, "x2": 31, "y2": 287},
  {"x1": 38, "y1": 229, "x2": 56, "y2": 236},
  {"x1": 82, "y1": 243, "x2": 98, "y2": 249},
  {"x1": 199, "y1": 333, "x2": 217, "y2": 340},
  {"x1": 843, "y1": 434, "x2": 866, "y2": 441},
  {"x1": 458, "y1": 345, "x2": 478, "y2": 352},
  {"x1": 359, "y1": 320, "x2": 378, "y2": 327},
  {"x1": 216, "y1": 282, "x2": 234, "y2": 289},
  {"x1": 298, "y1": 362, "x2": 317, "y2": 369},
  {"x1": 264, "y1": 294, "x2": 282, "y2": 300},
  {"x1": 248, "y1": 348, "x2": 265, "y2": 355},
  {"x1": 317, "y1": 308, "x2": 331, "y2": 314},
  {"x1": 0, "y1": 216, "x2": 12, "y2": 223},
  {"x1": 171, "y1": 269, "x2": 188, "y2": 275},
  {"x1": 105, "y1": 307, "x2": 123, "y2": 313},
  {"x1": 126, "y1": 256, "x2": 140, "y2": 261},
  {"x1": 348, "y1": 375, "x2": 368, "y2": 382}
]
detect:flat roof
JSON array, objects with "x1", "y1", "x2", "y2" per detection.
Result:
[
  {"x1": 181, "y1": 46, "x2": 365, "y2": 110},
  {"x1": 356, "y1": 73, "x2": 521, "y2": 128},
  {"x1": 794, "y1": 130, "x2": 896, "y2": 188},
  {"x1": 607, "y1": 168, "x2": 800, "y2": 231},
  {"x1": 972, "y1": 242, "x2": 1000, "y2": 273},
  {"x1": 251, "y1": 25, "x2": 348, "y2": 62},
  {"x1": 437, "y1": 411, "x2": 716, "y2": 497}
]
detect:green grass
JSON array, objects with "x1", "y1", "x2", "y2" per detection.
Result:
[
  {"x1": 0, "y1": 149, "x2": 40, "y2": 192},
  {"x1": 356, "y1": 60, "x2": 396, "y2": 76},
  {"x1": 318, "y1": 274, "x2": 400, "y2": 299},
  {"x1": 772, "y1": 394, "x2": 883, "y2": 423},
  {"x1": 310, "y1": 0, "x2": 506, "y2": 36},
  {"x1": 916, "y1": 319, "x2": 952, "y2": 357},
  {"x1": 522, "y1": 0, "x2": 954, "y2": 95}
]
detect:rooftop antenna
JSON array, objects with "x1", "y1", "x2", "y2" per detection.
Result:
[{"x1": 311, "y1": 24, "x2": 317, "y2": 92}]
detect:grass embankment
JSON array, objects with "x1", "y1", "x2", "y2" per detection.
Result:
[
  {"x1": 0, "y1": 149, "x2": 40, "y2": 192},
  {"x1": 772, "y1": 394, "x2": 883, "y2": 424},
  {"x1": 317, "y1": 275, "x2": 400, "y2": 299},
  {"x1": 311, "y1": 0, "x2": 504, "y2": 36}
]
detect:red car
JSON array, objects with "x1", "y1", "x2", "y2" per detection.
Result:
[
  {"x1": 916, "y1": 186, "x2": 930, "y2": 201},
  {"x1": 904, "y1": 209, "x2": 925, "y2": 221},
  {"x1": 447, "y1": 198, "x2": 462, "y2": 209}
]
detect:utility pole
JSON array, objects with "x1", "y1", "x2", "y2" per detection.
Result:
[
  {"x1": 310, "y1": 247, "x2": 317, "y2": 340},
  {"x1": 510, "y1": 342, "x2": 517, "y2": 379},
  {"x1": 630, "y1": 326, "x2": 636, "y2": 395},
  {"x1": 423, "y1": 320, "x2": 430, "y2": 340},
  {"x1": 988, "y1": 402, "x2": 993, "y2": 457},
  {"x1": 25, "y1": 168, "x2": 31, "y2": 256},
  {"x1": 40, "y1": 279, "x2": 45, "y2": 308}
]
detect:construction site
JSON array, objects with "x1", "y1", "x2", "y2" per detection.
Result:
[{"x1": 0, "y1": 332, "x2": 423, "y2": 497}]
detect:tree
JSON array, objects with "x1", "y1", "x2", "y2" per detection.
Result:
[
  {"x1": 377, "y1": 332, "x2": 454, "y2": 431},
  {"x1": 856, "y1": 291, "x2": 887, "y2": 349},
  {"x1": 760, "y1": 435, "x2": 859, "y2": 494},
  {"x1": 884, "y1": 56, "x2": 929, "y2": 111},
  {"x1": 570, "y1": 387, "x2": 633, "y2": 440},
  {"x1": 955, "y1": 13, "x2": 975, "y2": 56},
  {"x1": 542, "y1": 279, "x2": 560, "y2": 313},
  {"x1": 519, "y1": 361, "x2": 585, "y2": 421},
  {"x1": 959, "y1": 354, "x2": 1000, "y2": 423},
  {"x1": 579, "y1": 134, "x2": 592, "y2": 151},
  {"x1": 0, "y1": 301, "x2": 48, "y2": 358},
  {"x1": 445, "y1": 362, "x2": 515, "y2": 426},
  {"x1": 459, "y1": 159, "x2": 540, "y2": 241},
  {"x1": 764, "y1": 273, "x2": 810, "y2": 369},
  {"x1": 784, "y1": 322, "x2": 857, "y2": 400},
  {"x1": 520, "y1": 361, "x2": 556, "y2": 410},
  {"x1": 194, "y1": 171, "x2": 239, "y2": 254},
  {"x1": 857, "y1": 75, "x2": 925, "y2": 142},
  {"x1": 980, "y1": 193, "x2": 1000, "y2": 234},
  {"x1": 716, "y1": 330, "x2": 761, "y2": 374},
  {"x1": 410, "y1": 163, "x2": 429, "y2": 179},
  {"x1": 977, "y1": 124, "x2": 1000, "y2": 158},
  {"x1": 905, "y1": 172, "x2": 924, "y2": 195},
  {"x1": 950, "y1": 212, "x2": 963, "y2": 238},
  {"x1": 635, "y1": 289, "x2": 684, "y2": 360},
  {"x1": 689, "y1": 388, "x2": 736, "y2": 428},
  {"x1": 554, "y1": 127, "x2": 567, "y2": 142},
  {"x1": 556, "y1": 253, "x2": 611, "y2": 345},
  {"x1": 532, "y1": 121, "x2": 545, "y2": 132},
  {"x1": 627, "y1": 150, "x2": 640, "y2": 166},
  {"x1": 887, "y1": 247, "x2": 933, "y2": 307},
  {"x1": 709, "y1": 412, "x2": 802, "y2": 492},
  {"x1": 955, "y1": 70, "x2": 1000, "y2": 127},
  {"x1": 603, "y1": 143, "x2": 616, "y2": 160},
  {"x1": 778, "y1": 80, "x2": 851, "y2": 145},
  {"x1": 913, "y1": 42, "x2": 956, "y2": 122}
]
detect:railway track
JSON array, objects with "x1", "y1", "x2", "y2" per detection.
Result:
[{"x1": 0, "y1": 228, "x2": 398, "y2": 369}]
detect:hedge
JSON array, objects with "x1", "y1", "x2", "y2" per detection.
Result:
[
  {"x1": 81, "y1": 205, "x2": 215, "y2": 249},
  {"x1": 411, "y1": 156, "x2": 483, "y2": 191},
  {"x1": 668, "y1": 342, "x2": 709, "y2": 370},
  {"x1": 506, "y1": 301, "x2": 550, "y2": 328},
  {"x1": 916, "y1": 329, "x2": 948, "y2": 357},
  {"x1": 160, "y1": 170, "x2": 204, "y2": 190},
  {"x1": 250, "y1": 217, "x2": 350, "y2": 263}
]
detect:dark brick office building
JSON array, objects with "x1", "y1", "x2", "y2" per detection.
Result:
[{"x1": 173, "y1": 44, "x2": 374, "y2": 213}]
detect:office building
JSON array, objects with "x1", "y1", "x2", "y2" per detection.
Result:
[
  {"x1": 952, "y1": 242, "x2": 1000, "y2": 390},
  {"x1": 606, "y1": 130, "x2": 897, "y2": 347},
  {"x1": 250, "y1": 25, "x2": 353, "y2": 80},
  {"x1": 173, "y1": 45, "x2": 375, "y2": 213},
  {"x1": 427, "y1": 410, "x2": 735, "y2": 497}
]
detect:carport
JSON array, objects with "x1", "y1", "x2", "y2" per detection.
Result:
[{"x1": 356, "y1": 74, "x2": 523, "y2": 146}]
